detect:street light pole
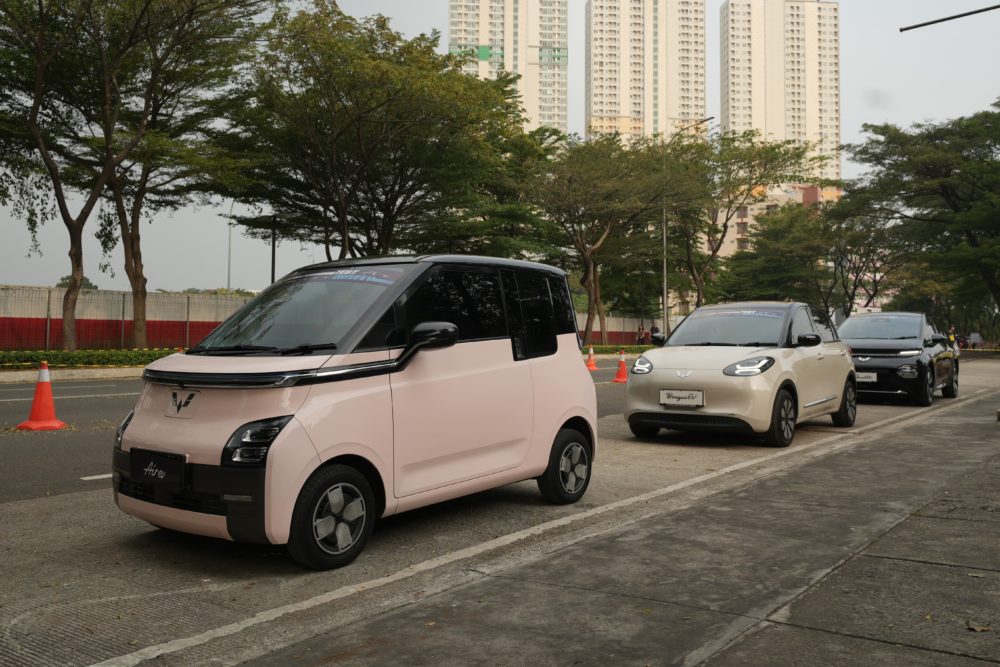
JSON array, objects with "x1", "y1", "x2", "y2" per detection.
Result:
[{"x1": 661, "y1": 116, "x2": 713, "y2": 335}]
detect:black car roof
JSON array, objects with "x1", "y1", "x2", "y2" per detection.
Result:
[
  {"x1": 848, "y1": 311, "x2": 922, "y2": 318},
  {"x1": 291, "y1": 254, "x2": 567, "y2": 277},
  {"x1": 699, "y1": 301, "x2": 799, "y2": 311}
]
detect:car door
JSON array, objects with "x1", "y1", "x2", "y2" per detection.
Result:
[
  {"x1": 809, "y1": 306, "x2": 849, "y2": 404},
  {"x1": 389, "y1": 266, "x2": 534, "y2": 498},
  {"x1": 788, "y1": 306, "x2": 827, "y2": 416},
  {"x1": 925, "y1": 320, "x2": 954, "y2": 387}
]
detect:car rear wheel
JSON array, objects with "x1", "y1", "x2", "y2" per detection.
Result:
[
  {"x1": 942, "y1": 364, "x2": 958, "y2": 399},
  {"x1": 831, "y1": 379, "x2": 857, "y2": 427},
  {"x1": 629, "y1": 422, "x2": 660, "y2": 438},
  {"x1": 287, "y1": 465, "x2": 375, "y2": 570},
  {"x1": 915, "y1": 369, "x2": 934, "y2": 407},
  {"x1": 765, "y1": 388, "x2": 796, "y2": 447},
  {"x1": 537, "y1": 429, "x2": 591, "y2": 504}
]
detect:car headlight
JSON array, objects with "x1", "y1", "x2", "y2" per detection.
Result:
[
  {"x1": 115, "y1": 410, "x2": 134, "y2": 449},
  {"x1": 632, "y1": 356, "x2": 654, "y2": 374},
  {"x1": 723, "y1": 356, "x2": 775, "y2": 377},
  {"x1": 897, "y1": 364, "x2": 919, "y2": 379},
  {"x1": 898, "y1": 350, "x2": 922, "y2": 357},
  {"x1": 222, "y1": 416, "x2": 293, "y2": 467}
]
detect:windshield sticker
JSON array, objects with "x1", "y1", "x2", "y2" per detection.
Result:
[
  {"x1": 692, "y1": 310, "x2": 785, "y2": 320},
  {"x1": 311, "y1": 269, "x2": 403, "y2": 286}
]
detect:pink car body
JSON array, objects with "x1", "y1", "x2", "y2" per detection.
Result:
[{"x1": 113, "y1": 256, "x2": 597, "y2": 569}]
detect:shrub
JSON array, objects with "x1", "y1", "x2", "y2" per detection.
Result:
[{"x1": 0, "y1": 348, "x2": 178, "y2": 369}]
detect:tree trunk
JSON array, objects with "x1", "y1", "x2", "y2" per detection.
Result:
[
  {"x1": 594, "y1": 265, "x2": 609, "y2": 345},
  {"x1": 62, "y1": 225, "x2": 85, "y2": 351},
  {"x1": 580, "y1": 257, "x2": 597, "y2": 345}
]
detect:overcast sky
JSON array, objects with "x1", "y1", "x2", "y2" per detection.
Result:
[{"x1": 2, "y1": 0, "x2": 998, "y2": 293}]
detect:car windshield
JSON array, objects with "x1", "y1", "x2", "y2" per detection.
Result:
[
  {"x1": 666, "y1": 308, "x2": 786, "y2": 347},
  {"x1": 838, "y1": 315, "x2": 922, "y2": 340},
  {"x1": 191, "y1": 266, "x2": 413, "y2": 354}
]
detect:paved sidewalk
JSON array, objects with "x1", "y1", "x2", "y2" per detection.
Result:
[{"x1": 248, "y1": 393, "x2": 1000, "y2": 666}]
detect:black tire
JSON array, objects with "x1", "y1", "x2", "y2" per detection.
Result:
[
  {"x1": 915, "y1": 368, "x2": 934, "y2": 407},
  {"x1": 831, "y1": 379, "x2": 857, "y2": 427},
  {"x1": 942, "y1": 363, "x2": 958, "y2": 399},
  {"x1": 287, "y1": 465, "x2": 375, "y2": 570},
  {"x1": 765, "y1": 388, "x2": 796, "y2": 447},
  {"x1": 629, "y1": 422, "x2": 660, "y2": 438},
  {"x1": 537, "y1": 429, "x2": 592, "y2": 504}
]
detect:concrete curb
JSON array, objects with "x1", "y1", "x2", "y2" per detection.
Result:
[{"x1": 0, "y1": 367, "x2": 145, "y2": 384}]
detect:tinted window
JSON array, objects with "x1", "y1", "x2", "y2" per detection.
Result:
[
  {"x1": 402, "y1": 268, "x2": 507, "y2": 342},
  {"x1": 500, "y1": 270, "x2": 527, "y2": 359},
  {"x1": 356, "y1": 306, "x2": 403, "y2": 351},
  {"x1": 517, "y1": 270, "x2": 557, "y2": 358},
  {"x1": 547, "y1": 275, "x2": 578, "y2": 335},
  {"x1": 667, "y1": 307, "x2": 786, "y2": 347},
  {"x1": 809, "y1": 307, "x2": 836, "y2": 342},
  {"x1": 790, "y1": 308, "x2": 814, "y2": 343}
]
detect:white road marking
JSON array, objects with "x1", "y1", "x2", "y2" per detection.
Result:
[
  {"x1": 90, "y1": 388, "x2": 995, "y2": 667},
  {"x1": 0, "y1": 392, "x2": 139, "y2": 403},
  {"x1": 81, "y1": 473, "x2": 113, "y2": 481}
]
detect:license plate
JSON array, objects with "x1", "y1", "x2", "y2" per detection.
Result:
[
  {"x1": 660, "y1": 389, "x2": 704, "y2": 407},
  {"x1": 130, "y1": 449, "x2": 186, "y2": 491},
  {"x1": 856, "y1": 372, "x2": 877, "y2": 383}
]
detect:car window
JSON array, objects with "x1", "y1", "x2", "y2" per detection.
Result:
[
  {"x1": 789, "y1": 308, "x2": 814, "y2": 343},
  {"x1": 547, "y1": 275, "x2": 578, "y2": 336},
  {"x1": 516, "y1": 270, "x2": 558, "y2": 358},
  {"x1": 666, "y1": 307, "x2": 786, "y2": 347},
  {"x1": 809, "y1": 306, "x2": 836, "y2": 342},
  {"x1": 356, "y1": 305, "x2": 404, "y2": 351},
  {"x1": 837, "y1": 315, "x2": 923, "y2": 339},
  {"x1": 401, "y1": 268, "x2": 507, "y2": 343}
]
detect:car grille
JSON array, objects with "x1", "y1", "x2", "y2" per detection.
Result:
[{"x1": 118, "y1": 478, "x2": 226, "y2": 515}]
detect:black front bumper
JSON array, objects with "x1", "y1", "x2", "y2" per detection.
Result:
[
  {"x1": 853, "y1": 360, "x2": 927, "y2": 399},
  {"x1": 629, "y1": 412, "x2": 755, "y2": 434},
  {"x1": 112, "y1": 448, "x2": 268, "y2": 543}
]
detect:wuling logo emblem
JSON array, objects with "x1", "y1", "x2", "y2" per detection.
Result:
[
  {"x1": 171, "y1": 392, "x2": 196, "y2": 414},
  {"x1": 676, "y1": 371, "x2": 693, "y2": 379}
]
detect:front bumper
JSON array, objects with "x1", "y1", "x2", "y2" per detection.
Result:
[
  {"x1": 624, "y1": 369, "x2": 775, "y2": 434},
  {"x1": 853, "y1": 359, "x2": 927, "y2": 399},
  {"x1": 112, "y1": 448, "x2": 268, "y2": 543}
]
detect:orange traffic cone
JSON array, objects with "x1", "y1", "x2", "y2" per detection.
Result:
[
  {"x1": 612, "y1": 348, "x2": 629, "y2": 384},
  {"x1": 17, "y1": 361, "x2": 68, "y2": 431},
  {"x1": 585, "y1": 346, "x2": 598, "y2": 371}
]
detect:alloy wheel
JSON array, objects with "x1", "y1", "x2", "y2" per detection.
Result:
[
  {"x1": 846, "y1": 384, "x2": 857, "y2": 423},
  {"x1": 311, "y1": 483, "x2": 367, "y2": 556},
  {"x1": 558, "y1": 442, "x2": 589, "y2": 494},
  {"x1": 780, "y1": 397, "x2": 796, "y2": 442}
]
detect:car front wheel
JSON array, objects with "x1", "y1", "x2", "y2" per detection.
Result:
[
  {"x1": 629, "y1": 422, "x2": 660, "y2": 438},
  {"x1": 831, "y1": 379, "x2": 857, "y2": 427},
  {"x1": 915, "y1": 368, "x2": 934, "y2": 407},
  {"x1": 537, "y1": 429, "x2": 592, "y2": 504},
  {"x1": 287, "y1": 465, "x2": 375, "y2": 570},
  {"x1": 765, "y1": 388, "x2": 796, "y2": 447}
]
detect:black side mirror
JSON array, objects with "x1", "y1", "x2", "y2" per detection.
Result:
[
  {"x1": 797, "y1": 333, "x2": 822, "y2": 347},
  {"x1": 409, "y1": 321, "x2": 459, "y2": 351},
  {"x1": 651, "y1": 332, "x2": 666, "y2": 346}
]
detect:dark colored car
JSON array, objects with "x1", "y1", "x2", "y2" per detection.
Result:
[{"x1": 838, "y1": 312, "x2": 958, "y2": 406}]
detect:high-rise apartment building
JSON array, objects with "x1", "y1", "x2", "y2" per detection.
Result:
[
  {"x1": 448, "y1": 0, "x2": 568, "y2": 132},
  {"x1": 585, "y1": 0, "x2": 706, "y2": 140},
  {"x1": 721, "y1": 0, "x2": 841, "y2": 180}
]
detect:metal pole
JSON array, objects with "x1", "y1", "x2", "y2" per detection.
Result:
[
  {"x1": 270, "y1": 228, "x2": 277, "y2": 283},
  {"x1": 900, "y1": 4, "x2": 1000, "y2": 32},
  {"x1": 226, "y1": 200, "x2": 235, "y2": 291},
  {"x1": 44, "y1": 289, "x2": 52, "y2": 351},
  {"x1": 185, "y1": 295, "x2": 191, "y2": 349},
  {"x1": 662, "y1": 215, "x2": 669, "y2": 334},
  {"x1": 120, "y1": 292, "x2": 126, "y2": 350}
]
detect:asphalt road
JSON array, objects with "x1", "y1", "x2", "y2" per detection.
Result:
[{"x1": 1, "y1": 360, "x2": 998, "y2": 666}]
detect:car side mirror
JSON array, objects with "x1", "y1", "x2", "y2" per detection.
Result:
[
  {"x1": 930, "y1": 333, "x2": 947, "y2": 346},
  {"x1": 797, "y1": 333, "x2": 821, "y2": 347},
  {"x1": 409, "y1": 321, "x2": 459, "y2": 351},
  {"x1": 651, "y1": 332, "x2": 666, "y2": 346}
]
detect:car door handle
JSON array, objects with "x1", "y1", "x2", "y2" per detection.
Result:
[{"x1": 816, "y1": 354, "x2": 825, "y2": 360}]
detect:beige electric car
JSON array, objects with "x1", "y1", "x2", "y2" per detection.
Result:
[{"x1": 624, "y1": 302, "x2": 856, "y2": 446}]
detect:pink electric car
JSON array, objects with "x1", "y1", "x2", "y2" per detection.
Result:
[{"x1": 112, "y1": 256, "x2": 597, "y2": 569}]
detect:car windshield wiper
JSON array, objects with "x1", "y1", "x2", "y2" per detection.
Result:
[
  {"x1": 279, "y1": 343, "x2": 339, "y2": 355},
  {"x1": 682, "y1": 342, "x2": 737, "y2": 346},
  {"x1": 187, "y1": 344, "x2": 278, "y2": 355}
]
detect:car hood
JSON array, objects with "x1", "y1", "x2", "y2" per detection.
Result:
[{"x1": 641, "y1": 345, "x2": 773, "y2": 371}]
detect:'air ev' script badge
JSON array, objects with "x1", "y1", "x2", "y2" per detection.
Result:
[
  {"x1": 165, "y1": 390, "x2": 199, "y2": 419},
  {"x1": 676, "y1": 370, "x2": 693, "y2": 379}
]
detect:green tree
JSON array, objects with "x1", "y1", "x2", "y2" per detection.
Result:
[
  {"x1": 845, "y1": 102, "x2": 1000, "y2": 313},
  {"x1": 0, "y1": 0, "x2": 264, "y2": 350},
  {"x1": 57, "y1": 275, "x2": 98, "y2": 290}
]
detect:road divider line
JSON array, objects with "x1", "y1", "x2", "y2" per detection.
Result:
[
  {"x1": 0, "y1": 392, "x2": 139, "y2": 403},
  {"x1": 90, "y1": 386, "x2": 998, "y2": 667},
  {"x1": 81, "y1": 473, "x2": 113, "y2": 481}
]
